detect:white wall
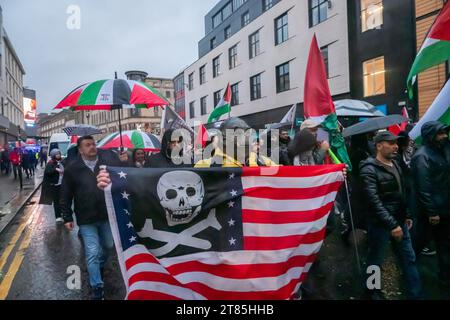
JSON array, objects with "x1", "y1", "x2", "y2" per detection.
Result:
[{"x1": 184, "y1": 0, "x2": 350, "y2": 126}]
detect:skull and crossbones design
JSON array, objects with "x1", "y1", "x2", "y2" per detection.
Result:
[
  {"x1": 157, "y1": 171, "x2": 205, "y2": 226},
  {"x1": 137, "y1": 171, "x2": 222, "y2": 257}
]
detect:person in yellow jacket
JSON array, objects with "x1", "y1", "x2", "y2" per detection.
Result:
[{"x1": 195, "y1": 117, "x2": 279, "y2": 168}]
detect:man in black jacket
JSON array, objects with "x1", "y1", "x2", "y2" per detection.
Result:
[
  {"x1": 360, "y1": 131, "x2": 422, "y2": 300},
  {"x1": 61, "y1": 135, "x2": 128, "y2": 300},
  {"x1": 411, "y1": 121, "x2": 450, "y2": 287}
]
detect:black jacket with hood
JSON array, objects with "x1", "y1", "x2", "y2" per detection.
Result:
[
  {"x1": 411, "y1": 121, "x2": 450, "y2": 218},
  {"x1": 146, "y1": 129, "x2": 189, "y2": 168},
  {"x1": 359, "y1": 157, "x2": 410, "y2": 231}
]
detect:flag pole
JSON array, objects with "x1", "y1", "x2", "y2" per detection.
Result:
[
  {"x1": 114, "y1": 71, "x2": 124, "y2": 152},
  {"x1": 290, "y1": 104, "x2": 297, "y2": 134},
  {"x1": 329, "y1": 148, "x2": 362, "y2": 275}
]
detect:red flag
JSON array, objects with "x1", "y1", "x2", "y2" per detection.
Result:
[
  {"x1": 195, "y1": 124, "x2": 208, "y2": 148},
  {"x1": 304, "y1": 34, "x2": 336, "y2": 119},
  {"x1": 388, "y1": 107, "x2": 410, "y2": 135}
]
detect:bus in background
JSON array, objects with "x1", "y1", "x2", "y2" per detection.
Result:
[{"x1": 48, "y1": 133, "x2": 71, "y2": 159}]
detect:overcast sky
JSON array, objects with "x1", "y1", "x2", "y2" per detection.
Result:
[{"x1": 0, "y1": 0, "x2": 217, "y2": 113}]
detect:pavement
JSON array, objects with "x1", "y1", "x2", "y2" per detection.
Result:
[{"x1": 0, "y1": 166, "x2": 42, "y2": 236}]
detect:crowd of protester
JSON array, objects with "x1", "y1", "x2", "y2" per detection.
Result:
[{"x1": 35, "y1": 116, "x2": 450, "y2": 300}]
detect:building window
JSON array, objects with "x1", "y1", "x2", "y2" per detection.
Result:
[
  {"x1": 242, "y1": 11, "x2": 250, "y2": 27},
  {"x1": 276, "y1": 62, "x2": 290, "y2": 93},
  {"x1": 224, "y1": 26, "x2": 231, "y2": 40},
  {"x1": 321, "y1": 45, "x2": 329, "y2": 78},
  {"x1": 188, "y1": 73, "x2": 194, "y2": 90},
  {"x1": 213, "y1": 56, "x2": 220, "y2": 78},
  {"x1": 213, "y1": 13, "x2": 222, "y2": 29},
  {"x1": 189, "y1": 101, "x2": 195, "y2": 119},
  {"x1": 309, "y1": 0, "x2": 328, "y2": 27},
  {"x1": 154, "y1": 108, "x2": 159, "y2": 117},
  {"x1": 263, "y1": 0, "x2": 273, "y2": 11},
  {"x1": 275, "y1": 12, "x2": 289, "y2": 45},
  {"x1": 250, "y1": 73, "x2": 262, "y2": 101},
  {"x1": 210, "y1": 37, "x2": 217, "y2": 50},
  {"x1": 212, "y1": 1, "x2": 234, "y2": 29},
  {"x1": 233, "y1": 0, "x2": 248, "y2": 10},
  {"x1": 165, "y1": 91, "x2": 171, "y2": 98},
  {"x1": 231, "y1": 83, "x2": 239, "y2": 106},
  {"x1": 229, "y1": 45, "x2": 238, "y2": 69},
  {"x1": 214, "y1": 90, "x2": 222, "y2": 107},
  {"x1": 249, "y1": 31, "x2": 260, "y2": 59},
  {"x1": 222, "y1": 2, "x2": 233, "y2": 20},
  {"x1": 200, "y1": 96, "x2": 208, "y2": 115},
  {"x1": 361, "y1": 0, "x2": 383, "y2": 32},
  {"x1": 199, "y1": 65, "x2": 206, "y2": 85},
  {"x1": 363, "y1": 56, "x2": 386, "y2": 97}
]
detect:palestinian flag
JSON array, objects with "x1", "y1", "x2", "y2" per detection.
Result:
[
  {"x1": 409, "y1": 78, "x2": 450, "y2": 143},
  {"x1": 407, "y1": 1, "x2": 450, "y2": 98},
  {"x1": 304, "y1": 35, "x2": 352, "y2": 170},
  {"x1": 207, "y1": 84, "x2": 231, "y2": 124}
]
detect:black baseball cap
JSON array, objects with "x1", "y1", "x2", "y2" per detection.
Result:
[{"x1": 374, "y1": 131, "x2": 398, "y2": 144}]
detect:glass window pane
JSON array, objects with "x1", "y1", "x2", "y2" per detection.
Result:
[{"x1": 319, "y1": 2, "x2": 328, "y2": 22}]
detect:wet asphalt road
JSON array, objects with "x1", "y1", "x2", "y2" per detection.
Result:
[{"x1": 0, "y1": 189, "x2": 126, "y2": 300}]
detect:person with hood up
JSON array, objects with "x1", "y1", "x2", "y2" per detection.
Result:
[
  {"x1": 146, "y1": 129, "x2": 188, "y2": 168},
  {"x1": 39, "y1": 149, "x2": 65, "y2": 223},
  {"x1": 411, "y1": 121, "x2": 450, "y2": 288},
  {"x1": 194, "y1": 117, "x2": 278, "y2": 168}
]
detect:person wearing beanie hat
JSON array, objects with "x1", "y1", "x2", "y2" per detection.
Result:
[{"x1": 39, "y1": 148, "x2": 65, "y2": 224}]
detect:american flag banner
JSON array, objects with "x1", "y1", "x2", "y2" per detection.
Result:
[{"x1": 104, "y1": 165, "x2": 345, "y2": 300}]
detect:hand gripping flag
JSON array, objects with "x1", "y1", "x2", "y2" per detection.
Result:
[{"x1": 104, "y1": 165, "x2": 345, "y2": 300}]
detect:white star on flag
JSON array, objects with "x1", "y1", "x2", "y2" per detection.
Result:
[
  {"x1": 228, "y1": 219, "x2": 235, "y2": 227},
  {"x1": 230, "y1": 190, "x2": 238, "y2": 197},
  {"x1": 122, "y1": 191, "x2": 130, "y2": 200},
  {"x1": 228, "y1": 201, "x2": 235, "y2": 208},
  {"x1": 118, "y1": 171, "x2": 127, "y2": 179},
  {"x1": 124, "y1": 209, "x2": 130, "y2": 215},
  {"x1": 127, "y1": 222, "x2": 133, "y2": 228},
  {"x1": 129, "y1": 236, "x2": 137, "y2": 243},
  {"x1": 228, "y1": 173, "x2": 235, "y2": 180},
  {"x1": 229, "y1": 237, "x2": 236, "y2": 246}
]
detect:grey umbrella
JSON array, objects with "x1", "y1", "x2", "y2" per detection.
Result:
[
  {"x1": 63, "y1": 124, "x2": 102, "y2": 136},
  {"x1": 342, "y1": 115, "x2": 409, "y2": 138},
  {"x1": 334, "y1": 99, "x2": 385, "y2": 117}
]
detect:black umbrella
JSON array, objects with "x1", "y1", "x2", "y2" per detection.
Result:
[
  {"x1": 342, "y1": 115, "x2": 409, "y2": 138},
  {"x1": 63, "y1": 124, "x2": 102, "y2": 137}
]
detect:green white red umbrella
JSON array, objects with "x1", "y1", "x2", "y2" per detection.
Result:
[
  {"x1": 54, "y1": 79, "x2": 169, "y2": 110},
  {"x1": 97, "y1": 130, "x2": 161, "y2": 152}
]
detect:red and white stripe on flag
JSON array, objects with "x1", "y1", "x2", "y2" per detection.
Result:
[{"x1": 122, "y1": 165, "x2": 345, "y2": 300}]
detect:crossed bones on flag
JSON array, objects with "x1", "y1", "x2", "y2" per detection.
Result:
[{"x1": 137, "y1": 209, "x2": 222, "y2": 257}]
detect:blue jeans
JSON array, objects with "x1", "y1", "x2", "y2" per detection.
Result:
[
  {"x1": 79, "y1": 220, "x2": 114, "y2": 288},
  {"x1": 367, "y1": 222, "x2": 423, "y2": 299}
]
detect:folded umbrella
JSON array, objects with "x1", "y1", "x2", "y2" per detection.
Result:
[{"x1": 343, "y1": 115, "x2": 409, "y2": 138}]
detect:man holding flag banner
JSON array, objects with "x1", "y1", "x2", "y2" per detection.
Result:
[{"x1": 97, "y1": 164, "x2": 345, "y2": 300}]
